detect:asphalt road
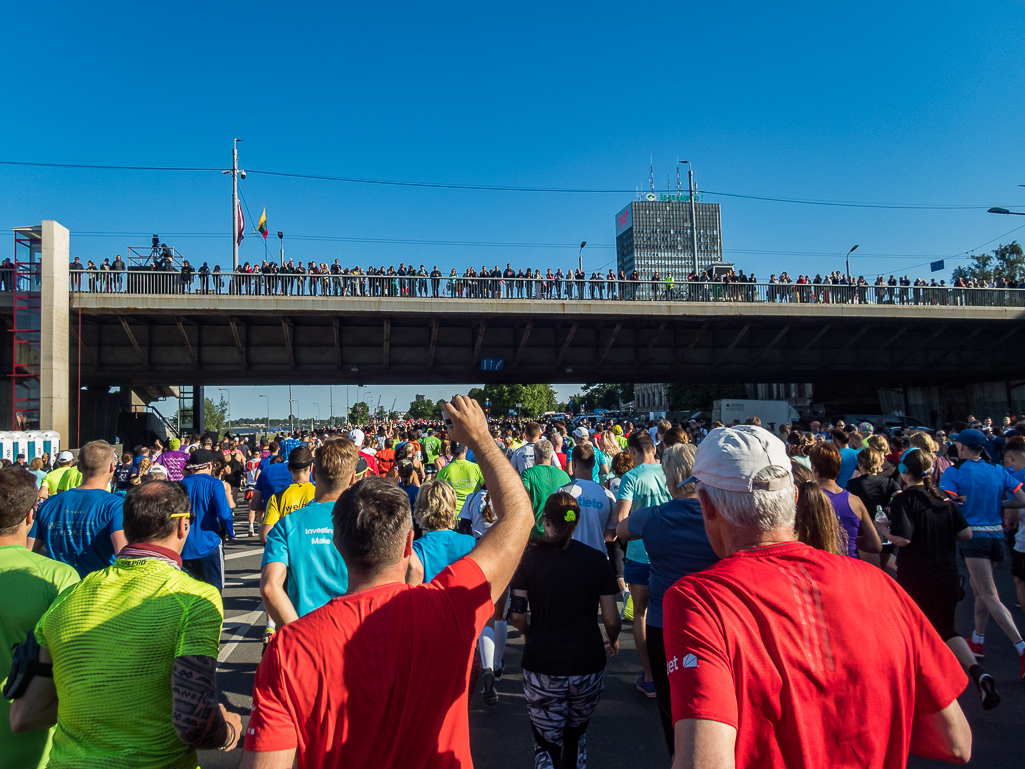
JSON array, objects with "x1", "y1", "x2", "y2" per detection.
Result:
[{"x1": 202, "y1": 506, "x2": 1024, "y2": 768}]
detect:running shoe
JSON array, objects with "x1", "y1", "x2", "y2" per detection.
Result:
[
  {"x1": 978, "y1": 674, "x2": 1000, "y2": 710},
  {"x1": 493, "y1": 666, "x2": 503, "y2": 682},
  {"x1": 482, "y1": 668, "x2": 499, "y2": 705},
  {"x1": 966, "y1": 638, "x2": 984, "y2": 660},
  {"x1": 636, "y1": 675, "x2": 656, "y2": 698},
  {"x1": 248, "y1": 525, "x2": 256, "y2": 537},
  {"x1": 623, "y1": 595, "x2": 634, "y2": 622}
]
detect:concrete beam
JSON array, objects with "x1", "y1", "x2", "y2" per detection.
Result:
[
  {"x1": 426, "y1": 319, "x2": 439, "y2": 370},
  {"x1": 511, "y1": 320, "x2": 533, "y2": 369},
  {"x1": 175, "y1": 317, "x2": 199, "y2": 370},
  {"x1": 637, "y1": 320, "x2": 667, "y2": 366},
  {"x1": 595, "y1": 321, "x2": 623, "y2": 368},
  {"x1": 471, "y1": 320, "x2": 487, "y2": 368},
  {"x1": 383, "y1": 319, "x2": 391, "y2": 369},
  {"x1": 676, "y1": 321, "x2": 710, "y2": 365},
  {"x1": 39, "y1": 220, "x2": 70, "y2": 438},
  {"x1": 800, "y1": 323, "x2": 833, "y2": 353},
  {"x1": 554, "y1": 321, "x2": 579, "y2": 368},
  {"x1": 118, "y1": 316, "x2": 149, "y2": 370},
  {"x1": 333, "y1": 318, "x2": 341, "y2": 368},
  {"x1": 713, "y1": 323, "x2": 751, "y2": 367},
  {"x1": 282, "y1": 318, "x2": 295, "y2": 370},
  {"x1": 751, "y1": 324, "x2": 791, "y2": 365},
  {"x1": 228, "y1": 317, "x2": 249, "y2": 370}
]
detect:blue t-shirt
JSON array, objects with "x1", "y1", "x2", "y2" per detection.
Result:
[
  {"x1": 255, "y1": 462, "x2": 293, "y2": 500},
  {"x1": 181, "y1": 473, "x2": 234, "y2": 559},
  {"x1": 411, "y1": 529, "x2": 476, "y2": 582},
  {"x1": 616, "y1": 463, "x2": 670, "y2": 565},
  {"x1": 262, "y1": 500, "x2": 348, "y2": 617},
  {"x1": 279, "y1": 438, "x2": 302, "y2": 460},
  {"x1": 31, "y1": 488, "x2": 124, "y2": 577},
  {"x1": 590, "y1": 448, "x2": 610, "y2": 484},
  {"x1": 837, "y1": 448, "x2": 859, "y2": 488},
  {"x1": 940, "y1": 459, "x2": 1022, "y2": 536},
  {"x1": 627, "y1": 497, "x2": 719, "y2": 627},
  {"x1": 400, "y1": 482, "x2": 419, "y2": 512}
]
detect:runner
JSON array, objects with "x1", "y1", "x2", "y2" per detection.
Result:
[
  {"x1": 180, "y1": 449, "x2": 236, "y2": 591},
  {"x1": 436, "y1": 440, "x2": 484, "y2": 511},
  {"x1": 808, "y1": 442, "x2": 882, "y2": 559},
  {"x1": 561, "y1": 443, "x2": 617, "y2": 553},
  {"x1": 509, "y1": 490, "x2": 621, "y2": 769},
  {"x1": 259, "y1": 447, "x2": 316, "y2": 544},
  {"x1": 40, "y1": 451, "x2": 75, "y2": 497},
  {"x1": 521, "y1": 440, "x2": 572, "y2": 533},
  {"x1": 511, "y1": 421, "x2": 541, "y2": 474}
]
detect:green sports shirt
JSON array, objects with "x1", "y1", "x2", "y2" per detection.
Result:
[
  {"x1": 36, "y1": 557, "x2": 223, "y2": 769},
  {"x1": 436, "y1": 458, "x2": 484, "y2": 511}
]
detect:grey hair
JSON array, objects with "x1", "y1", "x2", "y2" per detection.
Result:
[
  {"x1": 661, "y1": 444, "x2": 696, "y2": 496},
  {"x1": 697, "y1": 465, "x2": 795, "y2": 531},
  {"x1": 534, "y1": 439, "x2": 554, "y2": 462}
]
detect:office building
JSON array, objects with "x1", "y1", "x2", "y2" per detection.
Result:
[{"x1": 615, "y1": 195, "x2": 723, "y2": 276}]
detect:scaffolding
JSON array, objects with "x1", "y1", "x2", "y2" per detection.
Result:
[{"x1": 11, "y1": 227, "x2": 42, "y2": 430}]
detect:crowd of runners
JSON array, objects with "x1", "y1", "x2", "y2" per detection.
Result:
[
  {"x1": 5, "y1": 401, "x2": 1025, "y2": 767},
  {"x1": 39, "y1": 254, "x2": 1025, "y2": 306}
]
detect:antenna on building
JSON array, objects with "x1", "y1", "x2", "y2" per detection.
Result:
[
  {"x1": 677, "y1": 158, "x2": 682, "y2": 195},
  {"x1": 636, "y1": 186, "x2": 640, "y2": 200},
  {"x1": 649, "y1": 156, "x2": 655, "y2": 192},
  {"x1": 668, "y1": 176, "x2": 672, "y2": 194}
]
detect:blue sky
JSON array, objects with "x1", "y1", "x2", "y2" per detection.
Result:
[{"x1": 4, "y1": 1, "x2": 1024, "y2": 418}]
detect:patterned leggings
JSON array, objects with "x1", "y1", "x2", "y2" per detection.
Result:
[{"x1": 522, "y1": 669, "x2": 605, "y2": 769}]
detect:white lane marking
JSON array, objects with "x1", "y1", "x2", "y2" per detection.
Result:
[
  {"x1": 225, "y1": 548, "x2": 264, "y2": 561},
  {"x1": 223, "y1": 572, "x2": 262, "y2": 588},
  {"x1": 218, "y1": 609, "x2": 264, "y2": 663}
]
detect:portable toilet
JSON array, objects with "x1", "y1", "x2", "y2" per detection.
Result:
[{"x1": 41, "y1": 431, "x2": 61, "y2": 460}]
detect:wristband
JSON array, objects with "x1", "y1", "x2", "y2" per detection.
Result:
[{"x1": 218, "y1": 719, "x2": 237, "y2": 751}]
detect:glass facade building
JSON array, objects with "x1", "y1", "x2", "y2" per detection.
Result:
[{"x1": 615, "y1": 197, "x2": 723, "y2": 276}]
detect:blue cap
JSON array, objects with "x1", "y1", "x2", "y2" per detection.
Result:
[{"x1": 951, "y1": 428, "x2": 986, "y2": 449}]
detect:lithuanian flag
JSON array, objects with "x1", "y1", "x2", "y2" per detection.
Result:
[{"x1": 257, "y1": 208, "x2": 268, "y2": 239}]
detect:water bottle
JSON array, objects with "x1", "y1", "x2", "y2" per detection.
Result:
[{"x1": 875, "y1": 505, "x2": 891, "y2": 545}]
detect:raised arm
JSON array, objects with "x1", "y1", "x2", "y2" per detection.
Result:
[
  {"x1": 170, "y1": 655, "x2": 242, "y2": 751},
  {"x1": 445, "y1": 395, "x2": 533, "y2": 605}
]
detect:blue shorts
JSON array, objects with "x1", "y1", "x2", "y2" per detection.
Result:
[
  {"x1": 960, "y1": 535, "x2": 1006, "y2": 563},
  {"x1": 623, "y1": 558, "x2": 650, "y2": 586},
  {"x1": 183, "y1": 544, "x2": 225, "y2": 591}
]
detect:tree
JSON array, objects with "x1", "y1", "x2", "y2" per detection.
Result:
[
  {"x1": 348, "y1": 401, "x2": 370, "y2": 423},
  {"x1": 951, "y1": 242, "x2": 1024, "y2": 284},
  {"x1": 406, "y1": 399, "x2": 440, "y2": 421},
  {"x1": 666, "y1": 383, "x2": 745, "y2": 411},
  {"x1": 569, "y1": 383, "x2": 634, "y2": 412},
  {"x1": 175, "y1": 396, "x2": 228, "y2": 436},
  {"x1": 468, "y1": 384, "x2": 557, "y2": 418}
]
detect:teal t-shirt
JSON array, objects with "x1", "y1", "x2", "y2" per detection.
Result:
[
  {"x1": 616, "y1": 463, "x2": 670, "y2": 564},
  {"x1": 412, "y1": 529, "x2": 476, "y2": 582},
  {"x1": 262, "y1": 500, "x2": 348, "y2": 617}
]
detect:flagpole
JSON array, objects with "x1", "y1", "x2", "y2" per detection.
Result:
[{"x1": 232, "y1": 138, "x2": 242, "y2": 272}]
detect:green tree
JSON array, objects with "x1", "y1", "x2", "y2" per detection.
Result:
[
  {"x1": 951, "y1": 242, "x2": 1024, "y2": 283},
  {"x1": 406, "y1": 399, "x2": 440, "y2": 421},
  {"x1": 468, "y1": 384, "x2": 556, "y2": 418},
  {"x1": 348, "y1": 401, "x2": 370, "y2": 423},
  {"x1": 569, "y1": 384, "x2": 634, "y2": 412},
  {"x1": 175, "y1": 396, "x2": 227, "y2": 436},
  {"x1": 666, "y1": 383, "x2": 745, "y2": 411}
]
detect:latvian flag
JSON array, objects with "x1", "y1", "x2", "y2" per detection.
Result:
[
  {"x1": 236, "y1": 200, "x2": 245, "y2": 245},
  {"x1": 257, "y1": 208, "x2": 268, "y2": 239}
]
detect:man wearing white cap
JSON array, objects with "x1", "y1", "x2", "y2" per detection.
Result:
[
  {"x1": 569, "y1": 426, "x2": 609, "y2": 483},
  {"x1": 663, "y1": 424, "x2": 972, "y2": 768},
  {"x1": 41, "y1": 452, "x2": 76, "y2": 497},
  {"x1": 348, "y1": 429, "x2": 380, "y2": 476}
]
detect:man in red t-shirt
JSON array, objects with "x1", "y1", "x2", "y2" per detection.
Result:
[
  {"x1": 239, "y1": 395, "x2": 534, "y2": 769},
  {"x1": 663, "y1": 424, "x2": 972, "y2": 769}
]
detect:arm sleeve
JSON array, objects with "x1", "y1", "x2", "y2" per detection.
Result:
[
  {"x1": 663, "y1": 581, "x2": 739, "y2": 728},
  {"x1": 176, "y1": 588, "x2": 224, "y2": 658},
  {"x1": 1005, "y1": 472, "x2": 1023, "y2": 495},
  {"x1": 617, "y1": 471, "x2": 637, "y2": 503},
  {"x1": 938, "y1": 466, "x2": 958, "y2": 494},
  {"x1": 887, "y1": 494, "x2": 914, "y2": 540},
  {"x1": 627, "y1": 505, "x2": 652, "y2": 538},
  {"x1": 246, "y1": 635, "x2": 300, "y2": 752},
  {"x1": 263, "y1": 493, "x2": 281, "y2": 527},
  {"x1": 214, "y1": 481, "x2": 235, "y2": 536},
  {"x1": 109, "y1": 498, "x2": 125, "y2": 533}
]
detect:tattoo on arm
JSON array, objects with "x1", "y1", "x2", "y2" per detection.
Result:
[{"x1": 171, "y1": 655, "x2": 228, "y2": 749}]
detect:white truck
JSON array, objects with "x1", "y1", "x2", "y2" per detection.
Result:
[{"x1": 712, "y1": 399, "x2": 800, "y2": 432}]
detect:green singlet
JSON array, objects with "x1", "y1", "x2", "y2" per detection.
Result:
[{"x1": 36, "y1": 557, "x2": 223, "y2": 769}]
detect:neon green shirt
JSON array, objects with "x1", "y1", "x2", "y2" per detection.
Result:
[
  {"x1": 55, "y1": 467, "x2": 82, "y2": 493},
  {"x1": 423, "y1": 435, "x2": 442, "y2": 465},
  {"x1": 36, "y1": 557, "x2": 223, "y2": 769},
  {"x1": 436, "y1": 458, "x2": 484, "y2": 511},
  {"x1": 42, "y1": 466, "x2": 72, "y2": 494},
  {"x1": 0, "y1": 546, "x2": 79, "y2": 769}
]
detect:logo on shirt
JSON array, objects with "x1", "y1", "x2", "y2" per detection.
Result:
[{"x1": 668, "y1": 653, "x2": 698, "y2": 674}]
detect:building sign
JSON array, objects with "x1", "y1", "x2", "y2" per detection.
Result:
[
  {"x1": 615, "y1": 205, "x2": 632, "y2": 236},
  {"x1": 658, "y1": 193, "x2": 701, "y2": 202}
]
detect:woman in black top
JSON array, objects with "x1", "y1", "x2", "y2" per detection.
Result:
[
  {"x1": 878, "y1": 448, "x2": 999, "y2": 709},
  {"x1": 509, "y1": 491, "x2": 621, "y2": 769},
  {"x1": 846, "y1": 447, "x2": 901, "y2": 568}
]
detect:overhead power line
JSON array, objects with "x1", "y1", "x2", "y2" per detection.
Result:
[{"x1": 3, "y1": 159, "x2": 1023, "y2": 211}]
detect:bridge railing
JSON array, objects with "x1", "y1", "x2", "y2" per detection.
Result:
[{"x1": 58, "y1": 270, "x2": 1025, "y2": 308}]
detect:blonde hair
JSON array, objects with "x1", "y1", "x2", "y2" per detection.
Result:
[
  {"x1": 661, "y1": 443, "x2": 697, "y2": 497},
  {"x1": 598, "y1": 430, "x2": 621, "y2": 457},
  {"x1": 29, "y1": 457, "x2": 44, "y2": 471},
  {"x1": 909, "y1": 432, "x2": 937, "y2": 454},
  {"x1": 856, "y1": 447, "x2": 883, "y2": 474},
  {"x1": 131, "y1": 458, "x2": 152, "y2": 485},
  {"x1": 414, "y1": 479, "x2": 458, "y2": 531},
  {"x1": 866, "y1": 434, "x2": 890, "y2": 455}
]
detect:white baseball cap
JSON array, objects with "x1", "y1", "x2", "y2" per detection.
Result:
[
  {"x1": 57, "y1": 450, "x2": 75, "y2": 462},
  {"x1": 689, "y1": 425, "x2": 793, "y2": 493},
  {"x1": 348, "y1": 429, "x2": 365, "y2": 447},
  {"x1": 572, "y1": 426, "x2": 589, "y2": 439}
]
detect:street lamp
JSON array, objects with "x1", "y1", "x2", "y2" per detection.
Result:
[
  {"x1": 845, "y1": 244, "x2": 859, "y2": 282},
  {"x1": 312, "y1": 402, "x2": 320, "y2": 428},
  {"x1": 289, "y1": 399, "x2": 297, "y2": 434},
  {"x1": 218, "y1": 388, "x2": 231, "y2": 434},
  {"x1": 277, "y1": 231, "x2": 284, "y2": 266},
  {"x1": 258, "y1": 394, "x2": 269, "y2": 435},
  {"x1": 989, "y1": 207, "x2": 1025, "y2": 216},
  {"x1": 679, "y1": 160, "x2": 699, "y2": 275},
  {"x1": 578, "y1": 241, "x2": 587, "y2": 272}
]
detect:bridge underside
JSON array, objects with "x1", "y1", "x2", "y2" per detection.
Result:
[{"x1": 66, "y1": 295, "x2": 1025, "y2": 388}]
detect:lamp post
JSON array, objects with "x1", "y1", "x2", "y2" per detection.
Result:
[
  {"x1": 277, "y1": 231, "x2": 284, "y2": 266},
  {"x1": 223, "y1": 138, "x2": 244, "y2": 273},
  {"x1": 578, "y1": 241, "x2": 586, "y2": 272},
  {"x1": 845, "y1": 244, "x2": 860, "y2": 282},
  {"x1": 679, "y1": 160, "x2": 699, "y2": 275},
  {"x1": 289, "y1": 399, "x2": 297, "y2": 434},
  {"x1": 312, "y1": 402, "x2": 320, "y2": 429},
  {"x1": 217, "y1": 388, "x2": 231, "y2": 434},
  {"x1": 259, "y1": 394, "x2": 269, "y2": 435},
  {"x1": 988, "y1": 207, "x2": 1025, "y2": 216},
  {"x1": 485, "y1": 399, "x2": 490, "y2": 420}
]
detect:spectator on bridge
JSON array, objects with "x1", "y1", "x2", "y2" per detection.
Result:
[{"x1": 664, "y1": 424, "x2": 972, "y2": 767}]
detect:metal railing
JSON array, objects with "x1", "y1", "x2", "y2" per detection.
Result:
[{"x1": 54, "y1": 270, "x2": 1025, "y2": 308}]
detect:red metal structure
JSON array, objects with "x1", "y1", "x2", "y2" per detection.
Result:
[{"x1": 11, "y1": 227, "x2": 42, "y2": 430}]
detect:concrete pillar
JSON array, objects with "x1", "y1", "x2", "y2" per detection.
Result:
[
  {"x1": 192, "y1": 385, "x2": 205, "y2": 436},
  {"x1": 39, "y1": 221, "x2": 70, "y2": 440}
]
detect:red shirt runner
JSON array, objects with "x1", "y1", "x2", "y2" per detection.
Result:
[
  {"x1": 246, "y1": 557, "x2": 493, "y2": 768},
  {"x1": 664, "y1": 541, "x2": 966, "y2": 769}
]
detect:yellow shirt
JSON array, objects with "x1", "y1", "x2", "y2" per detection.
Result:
[{"x1": 262, "y1": 482, "x2": 315, "y2": 527}]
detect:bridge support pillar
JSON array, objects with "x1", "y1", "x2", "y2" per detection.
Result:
[
  {"x1": 40, "y1": 221, "x2": 70, "y2": 441},
  {"x1": 192, "y1": 385, "x2": 205, "y2": 436}
]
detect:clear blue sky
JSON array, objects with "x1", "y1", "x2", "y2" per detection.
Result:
[{"x1": 4, "y1": 1, "x2": 1024, "y2": 418}]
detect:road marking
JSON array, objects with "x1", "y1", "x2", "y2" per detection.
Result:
[
  {"x1": 225, "y1": 548, "x2": 264, "y2": 561},
  {"x1": 219, "y1": 609, "x2": 264, "y2": 663},
  {"x1": 223, "y1": 572, "x2": 261, "y2": 588}
]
